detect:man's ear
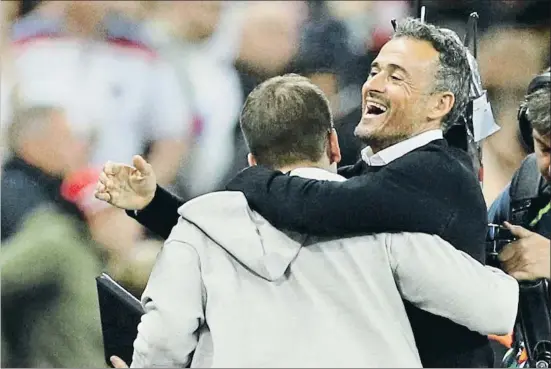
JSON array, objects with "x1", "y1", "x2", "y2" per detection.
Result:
[
  {"x1": 328, "y1": 129, "x2": 341, "y2": 165},
  {"x1": 247, "y1": 153, "x2": 257, "y2": 167},
  {"x1": 428, "y1": 91, "x2": 455, "y2": 121}
]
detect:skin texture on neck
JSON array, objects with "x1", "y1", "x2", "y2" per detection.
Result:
[
  {"x1": 276, "y1": 160, "x2": 336, "y2": 174},
  {"x1": 369, "y1": 124, "x2": 441, "y2": 154}
]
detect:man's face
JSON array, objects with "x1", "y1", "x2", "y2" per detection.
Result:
[
  {"x1": 356, "y1": 37, "x2": 440, "y2": 151},
  {"x1": 533, "y1": 129, "x2": 551, "y2": 183}
]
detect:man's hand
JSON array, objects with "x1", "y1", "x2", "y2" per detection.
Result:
[
  {"x1": 498, "y1": 221, "x2": 550, "y2": 281},
  {"x1": 94, "y1": 155, "x2": 157, "y2": 211},
  {"x1": 110, "y1": 355, "x2": 129, "y2": 368}
]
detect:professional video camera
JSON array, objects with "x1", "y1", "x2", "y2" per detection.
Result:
[{"x1": 486, "y1": 224, "x2": 551, "y2": 368}]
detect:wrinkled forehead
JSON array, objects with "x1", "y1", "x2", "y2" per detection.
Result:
[{"x1": 374, "y1": 37, "x2": 440, "y2": 78}]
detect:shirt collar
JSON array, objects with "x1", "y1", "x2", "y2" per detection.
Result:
[{"x1": 361, "y1": 129, "x2": 444, "y2": 167}]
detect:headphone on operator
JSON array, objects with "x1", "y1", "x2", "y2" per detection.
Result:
[{"x1": 517, "y1": 69, "x2": 551, "y2": 153}]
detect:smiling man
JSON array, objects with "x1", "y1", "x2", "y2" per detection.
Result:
[
  {"x1": 223, "y1": 18, "x2": 493, "y2": 368},
  {"x1": 358, "y1": 38, "x2": 458, "y2": 153}
]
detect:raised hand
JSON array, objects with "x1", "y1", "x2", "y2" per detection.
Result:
[{"x1": 95, "y1": 155, "x2": 157, "y2": 210}]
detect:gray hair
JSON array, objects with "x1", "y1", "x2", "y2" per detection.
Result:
[
  {"x1": 393, "y1": 18, "x2": 471, "y2": 130},
  {"x1": 526, "y1": 84, "x2": 550, "y2": 136},
  {"x1": 7, "y1": 105, "x2": 64, "y2": 153}
]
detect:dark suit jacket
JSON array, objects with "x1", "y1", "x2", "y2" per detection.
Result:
[{"x1": 129, "y1": 139, "x2": 492, "y2": 367}]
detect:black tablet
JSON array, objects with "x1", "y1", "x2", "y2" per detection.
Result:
[{"x1": 96, "y1": 273, "x2": 144, "y2": 367}]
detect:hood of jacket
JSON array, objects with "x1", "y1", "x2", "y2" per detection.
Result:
[{"x1": 178, "y1": 167, "x2": 345, "y2": 281}]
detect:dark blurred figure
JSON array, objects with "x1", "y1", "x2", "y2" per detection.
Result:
[
  {"x1": 289, "y1": 3, "x2": 364, "y2": 166},
  {"x1": 225, "y1": 1, "x2": 306, "y2": 178},
  {"x1": 420, "y1": 0, "x2": 493, "y2": 37},
  {"x1": 490, "y1": 0, "x2": 551, "y2": 29},
  {"x1": 17, "y1": 0, "x2": 41, "y2": 18},
  {"x1": 1, "y1": 105, "x2": 88, "y2": 242},
  {"x1": 1, "y1": 166, "x2": 135, "y2": 368}
]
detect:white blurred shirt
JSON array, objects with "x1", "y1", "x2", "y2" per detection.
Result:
[
  {"x1": 146, "y1": 4, "x2": 244, "y2": 197},
  {"x1": 10, "y1": 33, "x2": 192, "y2": 165}
]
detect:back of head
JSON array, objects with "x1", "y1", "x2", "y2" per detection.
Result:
[
  {"x1": 240, "y1": 73, "x2": 333, "y2": 168},
  {"x1": 393, "y1": 18, "x2": 471, "y2": 130}
]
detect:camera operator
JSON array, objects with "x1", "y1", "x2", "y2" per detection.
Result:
[
  {"x1": 487, "y1": 68, "x2": 550, "y2": 367},
  {"x1": 488, "y1": 68, "x2": 550, "y2": 281}
]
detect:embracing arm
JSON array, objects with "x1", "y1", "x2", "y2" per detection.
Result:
[
  {"x1": 387, "y1": 233, "x2": 518, "y2": 336},
  {"x1": 225, "y1": 154, "x2": 454, "y2": 237},
  {"x1": 126, "y1": 185, "x2": 184, "y2": 240}
]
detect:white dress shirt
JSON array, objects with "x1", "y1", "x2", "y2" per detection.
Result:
[{"x1": 361, "y1": 129, "x2": 444, "y2": 166}]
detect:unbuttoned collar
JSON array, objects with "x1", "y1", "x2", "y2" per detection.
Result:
[{"x1": 361, "y1": 129, "x2": 444, "y2": 166}]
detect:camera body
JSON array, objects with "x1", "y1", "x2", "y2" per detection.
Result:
[{"x1": 486, "y1": 224, "x2": 516, "y2": 267}]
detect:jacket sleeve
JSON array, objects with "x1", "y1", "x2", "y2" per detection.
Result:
[
  {"x1": 225, "y1": 154, "x2": 455, "y2": 237},
  {"x1": 386, "y1": 233, "x2": 519, "y2": 336},
  {"x1": 488, "y1": 184, "x2": 511, "y2": 225},
  {"x1": 131, "y1": 238, "x2": 204, "y2": 368},
  {"x1": 126, "y1": 185, "x2": 185, "y2": 240}
]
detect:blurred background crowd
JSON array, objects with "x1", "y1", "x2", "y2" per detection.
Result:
[{"x1": 0, "y1": 0, "x2": 549, "y2": 367}]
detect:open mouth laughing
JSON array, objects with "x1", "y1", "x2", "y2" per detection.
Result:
[{"x1": 364, "y1": 100, "x2": 389, "y2": 119}]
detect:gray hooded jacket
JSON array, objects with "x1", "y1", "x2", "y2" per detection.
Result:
[{"x1": 131, "y1": 168, "x2": 518, "y2": 368}]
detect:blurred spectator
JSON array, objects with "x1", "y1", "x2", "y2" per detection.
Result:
[
  {"x1": 420, "y1": 0, "x2": 494, "y2": 37},
  {"x1": 0, "y1": 0, "x2": 19, "y2": 159},
  {"x1": 0, "y1": 167, "x2": 139, "y2": 368},
  {"x1": 223, "y1": 1, "x2": 308, "y2": 179},
  {"x1": 1, "y1": 204, "x2": 105, "y2": 368},
  {"x1": 489, "y1": 0, "x2": 551, "y2": 29},
  {"x1": 1, "y1": 105, "x2": 88, "y2": 242},
  {"x1": 325, "y1": 1, "x2": 410, "y2": 85},
  {"x1": 289, "y1": 6, "x2": 364, "y2": 166},
  {"x1": 237, "y1": 1, "x2": 306, "y2": 81},
  {"x1": 8, "y1": 1, "x2": 192, "y2": 186},
  {"x1": 478, "y1": 27, "x2": 549, "y2": 204},
  {"x1": 144, "y1": 1, "x2": 244, "y2": 199}
]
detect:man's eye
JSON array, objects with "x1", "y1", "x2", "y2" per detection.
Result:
[
  {"x1": 391, "y1": 75, "x2": 403, "y2": 81},
  {"x1": 368, "y1": 71, "x2": 378, "y2": 78}
]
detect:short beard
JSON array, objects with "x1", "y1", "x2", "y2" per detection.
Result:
[{"x1": 356, "y1": 132, "x2": 410, "y2": 153}]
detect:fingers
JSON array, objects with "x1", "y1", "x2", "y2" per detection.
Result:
[
  {"x1": 110, "y1": 356, "x2": 129, "y2": 368},
  {"x1": 503, "y1": 221, "x2": 533, "y2": 239},
  {"x1": 95, "y1": 172, "x2": 118, "y2": 204},
  {"x1": 104, "y1": 161, "x2": 123, "y2": 176},
  {"x1": 99, "y1": 172, "x2": 116, "y2": 190},
  {"x1": 132, "y1": 155, "x2": 151, "y2": 176},
  {"x1": 94, "y1": 189, "x2": 111, "y2": 202}
]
